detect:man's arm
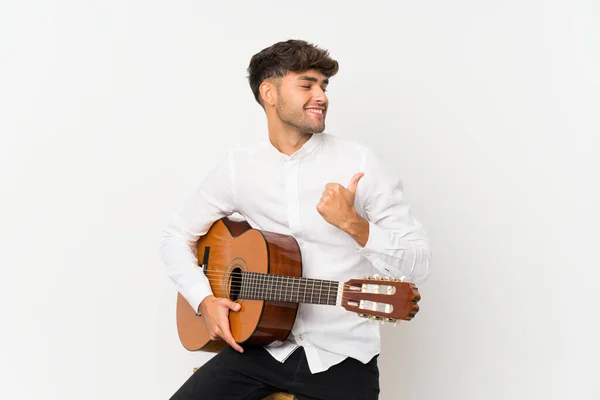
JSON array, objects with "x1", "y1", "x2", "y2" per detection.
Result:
[
  {"x1": 356, "y1": 149, "x2": 430, "y2": 283},
  {"x1": 159, "y1": 153, "x2": 237, "y2": 314},
  {"x1": 159, "y1": 152, "x2": 245, "y2": 352},
  {"x1": 317, "y1": 151, "x2": 431, "y2": 284}
]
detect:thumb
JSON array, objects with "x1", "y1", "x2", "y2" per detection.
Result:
[
  {"x1": 225, "y1": 300, "x2": 241, "y2": 312},
  {"x1": 346, "y1": 172, "x2": 364, "y2": 193}
]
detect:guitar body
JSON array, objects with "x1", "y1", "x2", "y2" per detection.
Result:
[{"x1": 176, "y1": 218, "x2": 302, "y2": 352}]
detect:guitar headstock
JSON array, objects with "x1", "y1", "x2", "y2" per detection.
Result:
[{"x1": 341, "y1": 275, "x2": 420, "y2": 324}]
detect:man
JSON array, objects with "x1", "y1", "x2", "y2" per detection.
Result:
[{"x1": 160, "y1": 39, "x2": 430, "y2": 400}]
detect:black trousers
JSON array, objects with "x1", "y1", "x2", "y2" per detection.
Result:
[{"x1": 170, "y1": 345, "x2": 380, "y2": 400}]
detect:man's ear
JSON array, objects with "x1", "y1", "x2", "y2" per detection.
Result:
[{"x1": 259, "y1": 80, "x2": 278, "y2": 107}]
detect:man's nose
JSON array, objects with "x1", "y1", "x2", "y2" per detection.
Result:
[{"x1": 314, "y1": 88, "x2": 327, "y2": 103}]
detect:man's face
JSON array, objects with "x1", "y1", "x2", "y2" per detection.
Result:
[{"x1": 273, "y1": 69, "x2": 329, "y2": 134}]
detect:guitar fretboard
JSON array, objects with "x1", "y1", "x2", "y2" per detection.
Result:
[{"x1": 239, "y1": 272, "x2": 339, "y2": 305}]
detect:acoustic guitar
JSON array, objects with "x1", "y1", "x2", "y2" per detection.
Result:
[{"x1": 176, "y1": 218, "x2": 421, "y2": 352}]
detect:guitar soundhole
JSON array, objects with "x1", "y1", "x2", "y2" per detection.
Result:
[{"x1": 228, "y1": 267, "x2": 243, "y2": 301}]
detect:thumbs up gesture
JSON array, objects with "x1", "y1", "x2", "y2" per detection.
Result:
[{"x1": 316, "y1": 172, "x2": 364, "y2": 231}]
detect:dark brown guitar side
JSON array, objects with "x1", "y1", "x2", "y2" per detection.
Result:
[{"x1": 176, "y1": 218, "x2": 420, "y2": 352}]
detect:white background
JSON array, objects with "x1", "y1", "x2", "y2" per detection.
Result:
[{"x1": 1, "y1": 1, "x2": 599, "y2": 399}]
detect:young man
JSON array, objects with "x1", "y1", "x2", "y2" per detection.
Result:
[{"x1": 160, "y1": 39, "x2": 431, "y2": 400}]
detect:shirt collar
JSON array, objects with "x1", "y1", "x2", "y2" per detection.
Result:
[{"x1": 269, "y1": 133, "x2": 323, "y2": 161}]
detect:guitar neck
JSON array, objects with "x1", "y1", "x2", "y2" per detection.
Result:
[{"x1": 239, "y1": 272, "x2": 340, "y2": 306}]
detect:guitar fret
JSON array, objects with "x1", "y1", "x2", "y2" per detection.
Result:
[
  {"x1": 332, "y1": 281, "x2": 336, "y2": 305},
  {"x1": 240, "y1": 272, "x2": 244, "y2": 299},
  {"x1": 264, "y1": 274, "x2": 268, "y2": 300},
  {"x1": 246, "y1": 272, "x2": 250, "y2": 299},
  {"x1": 319, "y1": 280, "x2": 323, "y2": 305},
  {"x1": 241, "y1": 273, "x2": 246, "y2": 299},
  {"x1": 245, "y1": 272, "x2": 251, "y2": 299},
  {"x1": 255, "y1": 272, "x2": 260, "y2": 300},
  {"x1": 243, "y1": 272, "x2": 252, "y2": 299},
  {"x1": 330, "y1": 281, "x2": 335, "y2": 305},
  {"x1": 268, "y1": 275, "x2": 273, "y2": 301},
  {"x1": 293, "y1": 277, "x2": 297, "y2": 303},
  {"x1": 292, "y1": 278, "x2": 302, "y2": 303},
  {"x1": 277, "y1": 275, "x2": 282, "y2": 302},
  {"x1": 256, "y1": 273, "x2": 260, "y2": 300},
  {"x1": 239, "y1": 273, "x2": 340, "y2": 306},
  {"x1": 302, "y1": 279, "x2": 306, "y2": 303}
]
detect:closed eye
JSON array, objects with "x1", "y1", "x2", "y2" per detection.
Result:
[{"x1": 301, "y1": 85, "x2": 328, "y2": 92}]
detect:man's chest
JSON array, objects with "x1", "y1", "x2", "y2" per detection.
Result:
[{"x1": 234, "y1": 161, "x2": 362, "y2": 245}]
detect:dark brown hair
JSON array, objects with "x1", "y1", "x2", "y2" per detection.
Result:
[{"x1": 247, "y1": 39, "x2": 339, "y2": 106}]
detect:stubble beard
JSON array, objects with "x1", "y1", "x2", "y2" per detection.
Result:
[{"x1": 275, "y1": 97, "x2": 325, "y2": 134}]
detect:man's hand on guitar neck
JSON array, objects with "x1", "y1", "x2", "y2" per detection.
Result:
[{"x1": 198, "y1": 295, "x2": 244, "y2": 353}]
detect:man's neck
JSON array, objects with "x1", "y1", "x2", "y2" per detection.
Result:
[{"x1": 268, "y1": 126, "x2": 313, "y2": 156}]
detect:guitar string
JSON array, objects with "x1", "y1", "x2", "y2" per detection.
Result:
[
  {"x1": 198, "y1": 269, "x2": 392, "y2": 293},
  {"x1": 198, "y1": 269, "x2": 403, "y2": 286},
  {"x1": 190, "y1": 270, "x2": 405, "y2": 304},
  {"x1": 203, "y1": 273, "x2": 340, "y2": 303},
  {"x1": 189, "y1": 272, "x2": 410, "y2": 314}
]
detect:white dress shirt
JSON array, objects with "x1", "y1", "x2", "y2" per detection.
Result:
[{"x1": 159, "y1": 133, "x2": 430, "y2": 373}]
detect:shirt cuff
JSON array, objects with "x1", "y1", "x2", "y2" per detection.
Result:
[
  {"x1": 357, "y1": 221, "x2": 388, "y2": 254},
  {"x1": 186, "y1": 281, "x2": 213, "y2": 316}
]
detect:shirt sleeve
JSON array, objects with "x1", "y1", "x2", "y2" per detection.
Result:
[
  {"x1": 159, "y1": 153, "x2": 237, "y2": 313},
  {"x1": 356, "y1": 149, "x2": 431, "y2": 284}
]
